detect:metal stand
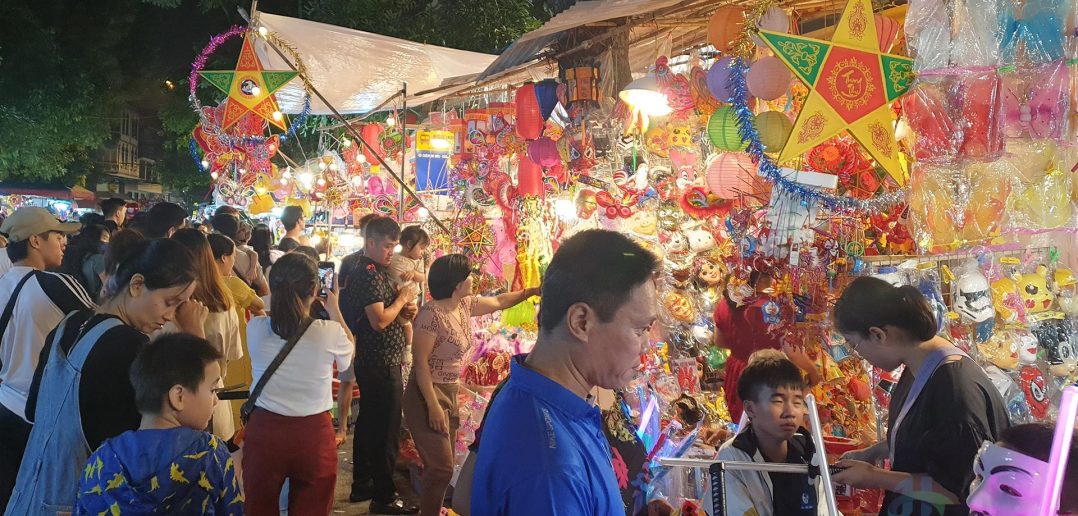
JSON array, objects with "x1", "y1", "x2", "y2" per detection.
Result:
[{"x1": 657, "y1": 394, "x2": 841, "y2": 516}]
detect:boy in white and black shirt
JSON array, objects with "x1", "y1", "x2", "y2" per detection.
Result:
[{"x1": 0, "y1": 207, "x2": 93, "y2": 508}]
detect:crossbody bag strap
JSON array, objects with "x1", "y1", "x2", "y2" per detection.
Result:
[
  {"x1": 243, "y1": 318, "x2": 315, "y2": 416},
  {"x1": 888, "y1": 345, "x2": 969, "y2": 463},
  {"x1": 0, "y1": 271, "x2": 37, "y2": 370}
]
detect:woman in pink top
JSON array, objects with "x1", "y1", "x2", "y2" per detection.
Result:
[{"x1": 402, "y1": 254, "x2": 539, "y2": 515}]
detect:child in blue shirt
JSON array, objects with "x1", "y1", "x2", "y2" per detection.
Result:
[{"x1": 75, "y1": 333, "x2": 243, "y2": 515}]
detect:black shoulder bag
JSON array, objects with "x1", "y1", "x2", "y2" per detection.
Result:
[{"x1": 240, "y1": 318, "x2": 315, "y2": 423}]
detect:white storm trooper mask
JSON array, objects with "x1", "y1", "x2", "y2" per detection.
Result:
[{"x1": 956, "y1": 272, "x2": 995, "y2": 323}]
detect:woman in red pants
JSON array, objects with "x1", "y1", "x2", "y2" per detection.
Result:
[{"x1": 242, "y1": 253, "x2": 355, "y2": 514}]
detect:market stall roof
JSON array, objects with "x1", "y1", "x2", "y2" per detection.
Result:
[
  {"x1": 252, "y1": 12, "x2": 499, "y2": 115},
  {"x1": 0, "y1": 183, "x2": 96, "y2": 206},
  {"x1": 476, "y1": 0, "x2": 856, "y2": 82}
]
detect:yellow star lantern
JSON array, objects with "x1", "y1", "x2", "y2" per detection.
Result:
[
  {"x1": 198, "y1": 32, "x2": 298, "y2": 131},
  {"x1": 758, "y1": 0, "x2": 914, "y2": 184}
]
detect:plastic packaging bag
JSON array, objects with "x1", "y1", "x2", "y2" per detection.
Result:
[
  {"x1": 999, "y1": 0, "x2": 1068, "y2": 65},
  {"x1": 901, "y1": 70, "x2": 1004, "y2": 164},
  {"x1": 1001, "y1": 60, "x2": 1071, "y2": 141}
]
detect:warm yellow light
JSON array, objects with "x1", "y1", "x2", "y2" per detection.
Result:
[{"x1": 619, "y1": 72, "x2": 672, "y2": 117}]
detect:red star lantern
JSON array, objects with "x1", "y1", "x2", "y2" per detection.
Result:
[{"x1": 198, "y1": 32, "x2": 298, "y2": 132}]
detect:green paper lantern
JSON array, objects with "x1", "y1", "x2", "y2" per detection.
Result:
[
  {"x1": 756, "y1": 110, "x2": 793, "y2": 152},
  {"x1": 707, "y1": 106, "x2": 751, "y2": 151}
]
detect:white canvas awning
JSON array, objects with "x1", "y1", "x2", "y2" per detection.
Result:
[{"x1": 252, "y1": 11, "x2": 499, "y2": 115}]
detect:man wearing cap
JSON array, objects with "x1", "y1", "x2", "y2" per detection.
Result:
[{"x1": 0, "y1": 207, "x2": 95, "y2": 508}]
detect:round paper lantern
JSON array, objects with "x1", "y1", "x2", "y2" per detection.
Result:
[
  {"x1": 527, "y1": 137, "x2": 561, "y2": 167},
  {"x1": 515, "y1": 83, "x2": 543, "y2": 140},
  {"x1": 517, "y1": 158, "x2": 545, "y2": 198},
  {"x1": 746, "y1": 57, "x2": 792, "y2": 100},
  {"x1": 705, "y1": 153, "x2": 756, "y2": 198},
  {"x1": 875, "y1": 14, "x2": 900, "y2": 52},
  {"x1": 752, "y1": 7, "x2": 790, "y2": 46},
  {"x1": 707, "y1": 106, "x2": 749, "y2": 151},
  {"x1": 756, "y1": 111, "x2": 793, "y2": 151},
  {"x1": 534, "y1": 79, "x2": 560, "y2": 121},
  {"x1": 708, "y1": 6, "x2": 747, "y2": 53},
  {"x1": 360, "y1": 124, "x2": 385, "y2": 164},
  {"x1": 706, "y1": 57, "x2": 736, "y2": 102}
]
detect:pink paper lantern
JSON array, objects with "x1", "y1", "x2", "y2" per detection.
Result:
[
  {"x1": 705, "y1": 153, "x2": 756, "y2": 199},
  {"x1": 527, "y1": 137, "x2": 561, "y2": 167},
  {"x1": 746, "y1": 57, "x2": 792, "y2": 100},
  {"x1": 515, "y1": 83, "x2": 543, "y2": 140},
  {"x1": 517, "y1": 158, "x2": 545, "y2": 198}
]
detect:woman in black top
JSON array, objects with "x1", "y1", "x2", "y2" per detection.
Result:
[
  {"x1": 831, "y1": 277, "x2": 1010, "y2": 516},
  {"x1": 25, "y1": 238, "x2": 208, "y2": 449}
]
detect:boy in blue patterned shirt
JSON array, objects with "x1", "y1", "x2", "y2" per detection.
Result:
[{"x1": 75, "y1": 333, "x2": 243, "y2": 515}]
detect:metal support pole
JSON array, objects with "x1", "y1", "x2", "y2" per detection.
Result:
[
  {"x1": 399, "y1": 81, "x2": 407, "y2": 220},
  {"x1": 246, "y1": 9, "x2": 448, "y2": 233}
]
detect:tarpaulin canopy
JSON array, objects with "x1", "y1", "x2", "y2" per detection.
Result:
[
  {"x1": 253, "y1": 12, "x2": 499, "y2": 115},
  {"x1": 0, "y1": 183, "x2": 96, "y2": 206}
]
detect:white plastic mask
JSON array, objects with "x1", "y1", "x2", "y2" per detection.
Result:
[
  {"x1": 1018, "y1": 333, "x2": 1040, "y2": 364},
  {"x1": 968, "y1": 441, "x2": 1049, "y2": 516},
  {"x1": 956, "y1": 271, "x2": 995, "y2": 323}
]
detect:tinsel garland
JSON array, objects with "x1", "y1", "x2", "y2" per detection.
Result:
[{"x1": 727, "y1": 57, "x2": 907, "y2": 213}]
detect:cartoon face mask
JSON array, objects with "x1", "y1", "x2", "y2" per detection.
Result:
[
  {"x1": 967, "y1": 441, "x2": 1049, "y2": 516},
  {"x1": 955, "y1": 271, "x2": 995, "y2": 323}
]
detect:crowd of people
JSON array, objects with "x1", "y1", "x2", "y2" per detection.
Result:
[{"x1": 0, "y1": 198, "x2": 1074, "y2": 516}]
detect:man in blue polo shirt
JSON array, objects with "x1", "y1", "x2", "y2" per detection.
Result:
[{"x1": 472, "y1": 229, "x2": 660, "y2": 515}]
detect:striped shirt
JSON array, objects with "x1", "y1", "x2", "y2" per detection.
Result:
[{"x1": 0, "y1": 266, "x2": 95, "y2": 421}]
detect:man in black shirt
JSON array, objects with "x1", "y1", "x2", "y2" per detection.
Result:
[
  {"x1": 99, "y1": 198, "x2": 127, "y2": 233},
  {"x1": 342, "y1": 217, "x2": 418, "y2": 514}
]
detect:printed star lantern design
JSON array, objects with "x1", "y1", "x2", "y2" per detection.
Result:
[
  {"x1": 758, "y1": 0, "x2": 914, "y2": 184},
  {"x1": 198, "y1": 32, "x2": 298, "y2": 131}
]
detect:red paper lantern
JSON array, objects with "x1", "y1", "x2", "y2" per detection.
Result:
[
  {"x1": 360, "y1": 124, "x2": 385, "y2": 164},
  {"x1": 515, "y1": 83, "x2": 543, "y2": 140},
  {"x1": 517, "y1": 158, "x2": 545, "y2": 198},
  {"x1": 527, "y1": 137, "x2": 561, "y2": 168}
]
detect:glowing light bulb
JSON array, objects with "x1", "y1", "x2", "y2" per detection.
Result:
[
  {"x1": 256, "y1": 186, "x2": 267, "y2": 194},
  {"x1": 356, "y1": 154, "x2": 367, "y2": 164},
  {"x1": 283, "y1": 169, "x2": 292, "y2": 179},
  {"x1": 318, "y1": 161, "x2": 327, "y2": 171},
  {"x1": 386, "y1": 116, "x2": 396, "y2": 127},
  {"x1": 418, "y1": 207, "x2": 430, "y2": 219},
  {"x1": 555, "y1": 198, "x2": 577, "y2": 221},
  {"x1": 200, "y1": 160, "x2": 209, "y2": 169},
  {"x1": 351, "y1": 175, "x2": 363, "y2": 187},
  {"x1": 394, "y1": 244, "x2": 402, "y2": 253},
  {"x1": 258, "y1": 26, "x2": 268, "y2": 37},
  {"x1": 342, "y1": 138, "x2": 352, "y2": 148},
  {"x1": 272, "y1": 111, "x2": 283, "y2": 121},
  {"x1": 316, "y1": 177, "x2": 327, "y2": 187},
  {"x1": 210, "y1": 171, "x2": 219, "y2": 180},
  {"x1": 329, "y1": 163, "x2": 339, "y2": 172},
  {"x1": 251, "y1": 86, "x2": 261, "y2": 96}
]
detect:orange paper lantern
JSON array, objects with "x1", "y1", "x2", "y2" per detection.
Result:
[{"x1": 708, "y1": 6, "x2": 747, "y2": 53}]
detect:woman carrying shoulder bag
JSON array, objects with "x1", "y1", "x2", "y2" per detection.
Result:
[{"x1": 242, "y1": 253, "x2": 354, "y2": 513}]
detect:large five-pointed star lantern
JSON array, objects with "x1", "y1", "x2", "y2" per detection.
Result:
[
  {"x1": 758, "y1": 0, "x2": 914, "y2": 184},
  {"x1": 198, "y1": 32, "x2": 298, "y2": 132}
]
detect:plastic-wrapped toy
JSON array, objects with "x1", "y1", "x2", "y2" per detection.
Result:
[
  {"x1": 999, "y1": 0, "x2": 1069, "y2": 65},
  {"x1": 953, "y1": 261, "x2": 997, "y2": 342},
  {"x1": 1053, "y1": 267, "x2": 1078, "y2": 316},
  {"x1": 1001, "y1": 60, "x2": 1071, "y2": 141},
  {"x1": 902, "y1": 72, "x2": 1005, "y2": 164},
  {"x1": 1012, "y1": 167, "x2": 1074, "y2": 230},
  {"x1": 977, "y1": 330, "x2": 1021, "y2": 370},
  {"x1": 991, "y1": 265, "x2": 1058, "y2": 323}
]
